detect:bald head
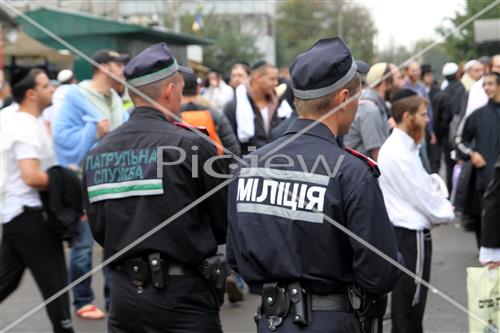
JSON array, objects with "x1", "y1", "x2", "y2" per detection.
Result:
[
  {"x1": 465, "y1": 60, "x2": 484, "y2": 81},
  {"x1": 406, "y1": 62, "x2": 421, "y2": 83}
]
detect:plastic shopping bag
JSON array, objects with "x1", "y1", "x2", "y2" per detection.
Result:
[{"x1": 467, "y1": 266, "x2": 500, "y2": 332}]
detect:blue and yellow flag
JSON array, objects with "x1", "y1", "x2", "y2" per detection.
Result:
[{"x1": 192, "y1": 14, "x2": 203, "y2": 33}]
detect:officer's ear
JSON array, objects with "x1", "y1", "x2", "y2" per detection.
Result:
[
  {"x1": 334, "y1": 88, "x2": 350, "y2": 107},
  {"x1": 162, "y1": 82, "x2": 175, "y2": 102}
]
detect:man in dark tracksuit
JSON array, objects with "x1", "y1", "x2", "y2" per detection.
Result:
[
  {"x1": 480, "y1": 154, "x2": 500, "y2": 265},
  {"x1": 456, "y1": 72, "x2": 500, "y2": 247},
  {"x1": 83, "y1": 43, "x2": 228, "y2": 332},
  {"x1": 227, "y1": 37, "x2": 401, "y2": 332}
]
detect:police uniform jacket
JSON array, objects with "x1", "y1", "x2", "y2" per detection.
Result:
[
  {"x1": 83, "y1": 106, "x2": 228, "y2": 265},
  {"x1": 227, "y1": 118, "x2": 401, "y2": 296}
]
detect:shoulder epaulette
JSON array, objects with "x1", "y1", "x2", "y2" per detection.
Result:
[
  {"x1": 173, "y1": 121, "x2": 209, "y2": 136},
  {"x1": 343, "y1": 147, "x2": 381, "y2": 178}
]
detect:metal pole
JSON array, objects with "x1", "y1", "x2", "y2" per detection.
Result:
[
  {"x1": 168, "y1": 0, "x2": 181, "y2": 32},
  {"x1": 337, "y1": 2, "x2": 343, "y2": 38}
]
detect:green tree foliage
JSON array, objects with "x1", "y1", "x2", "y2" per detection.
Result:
[
  {"x1": 377, "y1": 42, "x2": 412, "y2": 67},
  {"x1": 412, "y1": 39, "x2": 449, "y2": 80},
  {"x1": 378, "y1": 39, "x2": 449, "y2": 80},
  {"x1": 276, "y1": 0, "x2": 377, "y2": 67},
  {"x1": 180, "y1": 12, "x2": 262, "y2": 74},
  {"x1": 437, "y1": 0, "x2": 500, "y2": 60}
]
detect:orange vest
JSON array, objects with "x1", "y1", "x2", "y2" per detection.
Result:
[{"x1": 181, "y1": 110, "x2": 224, "y2": 155}]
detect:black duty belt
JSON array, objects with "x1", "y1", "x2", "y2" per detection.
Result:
[
  {"x1": 257, "y1": 282, "x2": 353, "y2": 331},
  {"x1": 311, "y1": 294, "x2": 352, "y2": 311},
  {"x1": 113, "y1": 252, "x2": 198, "y2": 289}
]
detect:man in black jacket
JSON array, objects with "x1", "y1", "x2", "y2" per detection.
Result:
[
  {"x1": 457, "y1": 72, "x2": 500, "y2": 246},
  {"x1": 480, "y1": 154, "x2": 500, "y2": 267},
  {"x1": 227, "y1": 37, "x2": 400, "y2": 333},
  {"x1": 83, "y1": 43, "x2": 228, "y2": 333}
]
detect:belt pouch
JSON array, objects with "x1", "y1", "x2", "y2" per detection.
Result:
[
  {"x1": 125, "y1": 258, "x2": 148, "y2": 287},
  {"x1": 148, "y1": 252, "x2": 166, "y2": 289},
  {"x1": 288, "y1": 282, "x2": 312, "y2": 326},
  {"x1": 262, "y1": 283, "x2": 290, "y2": 331}
]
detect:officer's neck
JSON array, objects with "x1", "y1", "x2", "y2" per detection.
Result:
[
  {"x1": 133, "y1": 100, "x2": 176, "y2": 121},
  {"x1": 182, "y1": 95, "x2": 198, "y2": 104},
  {"x1": 299, "y1": 115, "x2": 339, "y2": 137}
]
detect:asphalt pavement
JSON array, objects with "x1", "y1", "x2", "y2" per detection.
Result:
[{"x1": 0, "y1": 220, "x2": 479, "y2": 333}]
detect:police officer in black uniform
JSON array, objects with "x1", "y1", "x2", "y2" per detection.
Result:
[
  {"x1": 83, "y1": 43, "x2": 228, "y2": 332},
  {"x1": 226, "y1": 37, "x2": 402, "y2": 332}
]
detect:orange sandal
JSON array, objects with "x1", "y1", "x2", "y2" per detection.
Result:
[{"x1": 75, "y1": 304, "x2": 106, "y2": 320}]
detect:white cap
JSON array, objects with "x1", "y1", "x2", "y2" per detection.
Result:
[
  {"x1": 464, "y1": 59, "x2": 480, "y2": 71},
  {"x1": 442, "y1": 62, "x2": 459, "y2": 76},
  {"x1": 366, "y1": 63, "x2": 388, "y2": 87},
  {"x1": 57, "y1": 69, "x2": 74, "y2": 83}
]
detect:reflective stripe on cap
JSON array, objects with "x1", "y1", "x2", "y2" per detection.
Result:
[
  {"x1": 292, "y1": 61, "x2": 357, "y2": 100},
  {"x1": 127, "y1": 60, "x2": 179, "y2": 87}
]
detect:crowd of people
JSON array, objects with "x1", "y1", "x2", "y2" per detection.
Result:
[{"x1": 0, "y1": 38, "x2": 499, "y2": 333}]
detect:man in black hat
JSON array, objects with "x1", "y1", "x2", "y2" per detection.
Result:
[
  {"x1": 420, "y1": 64, "x2": 453, "y2": 176},
  {"x1": 226, "y1": 37, "x2": 401, "y2": 332},
  {"x1": 82, "y1": 43, "x2": 228, "y2": 332}
]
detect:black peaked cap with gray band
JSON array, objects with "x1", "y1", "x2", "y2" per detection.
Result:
[
  {"x1": 290, "y1": 37, "x2": 368, "y2": 100},
  {"x1": 125, "y1": 42, "x2": 193, "y2": 87}
]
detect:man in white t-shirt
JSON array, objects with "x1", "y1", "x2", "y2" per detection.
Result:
[{"x1": 0, "y1": 68, "x2": 74, "y2": 332}]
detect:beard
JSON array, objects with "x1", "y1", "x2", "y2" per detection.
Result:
[
  {"x1": 407, "y1": 117, "x2": 426, "y2": 144},
  {"x1": 384, "y1": 84, "x2": 399, "y2": 103}
]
